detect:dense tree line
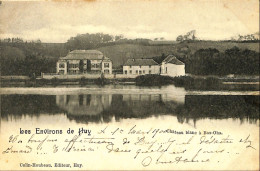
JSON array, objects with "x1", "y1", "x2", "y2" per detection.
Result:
[
  {"x1": 185, "y1": 47, "x2": 259, "y2": 75},
  {"x1": 65, "y1": 33, "x2": 152, "y2": 50},
  {"x1": 231, "y1": 32, "x2": 259, "y2": 41},
  {"x1": 1, "y1": 54, "x2": 56, "y2": 76},
  {"x1": 0, "y1": 41, "x2": 60, "y2": 76},
  {"x1": 66, "y1": 33, "x2": 114, "y2": 50}
]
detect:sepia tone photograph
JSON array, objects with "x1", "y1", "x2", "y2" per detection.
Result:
[{"x1": 0, "y1": 0, "x2": 259, "y2": 170}]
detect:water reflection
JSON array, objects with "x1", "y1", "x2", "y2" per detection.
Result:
[
  {"x1": 1, "y1": 93, "x2": 259, "y2": 125},
  {"x1": 56, "y1": 94, "x2": 112, "y2": 115}
]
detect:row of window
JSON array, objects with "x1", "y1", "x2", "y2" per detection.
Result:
[
  {"x1": 69, "y1": 64, "x2": 79, "y2": 68},
  {"x1": 104, "y1": 69, "x2": 110, "y2": 73},
  {"x1": 88, "y1": 63, "x2": 110, "y2": 68},
  {"x1": 91, "y1": 63, "x2": 101, "y2": 68},
  {"x1": 124, "y1": 70, "x2": 152, "y2": 74},
  {"x1": 59, "y1": 70, "x2": 110, "y2": 75},
  {"x1": 69, "y1": 70, "x2": 78, "y2": 74},
  {"x1": 59, "y1": 63, "x2": 110, "y2": 69},
  {"x1": 129, "y1": 65, "x2": 152, "y2": 68}
]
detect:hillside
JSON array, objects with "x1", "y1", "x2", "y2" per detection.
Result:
[
  {"x1": 1, "y1": 41, "x2": 259, "y2": 76},
  {"x1": 98, "y1": 41, "x2": 259, "y2": 67}
]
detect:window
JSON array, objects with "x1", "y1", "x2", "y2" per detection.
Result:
[
  {"x1": 69, "y1": 64, "x2": 79, "y2": 68},
  {"x1": 59, "y1": 70, "x2": 64, "y2": 74},
  {"x1": 59, "y1": 63, "x2": 65, "y2": 68},
  {"x1": 104, "y1": 70, "x2": 109, "y2": 74},
  {"x1": 139, "y1": 70, "x2": 142, "y2": 74},
  {"x1": 124, "y1": 70, "x2": 127, "y2": 74},
  {"x1": 70, "y1": 70, "x2": 77, "y2": 74},
  {"x1": 136, "y1": 70, "x2": 138, "y2": 74},
  {"x1": 149, "y1": 70, "x2": 151, "y2": 74},
  {"x1": 130, "y1": 70, "x2": 132, "y2": 74},
  {"x1": 165, "y1": 67, "x2": 167, "y2": 73},
  {"x1": 143, "y1": 70, "x2": 145, "y2": 74},
  {"x1": 96, "y1": 63, "x2": 101, "y2": 68},
  {"x1": 104, "y1": 63, "x2": 110, "y2": 68},
  {"x1": 130, "y1": 65, "x2": 132, "y2": 68},
  {"x1": 139, "y1": 65, "x2": 141, "y2": 68},
  {"x1": 149, "y1": 65, "x2": 151, "y2": 68}
]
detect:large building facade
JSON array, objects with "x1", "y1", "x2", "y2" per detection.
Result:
[
  {"x1": 56, "y1": 50, "x2": 112, "y2": 75},
  {"x1": 123, "y1": 58, "x2": 160, "y2": 75}
]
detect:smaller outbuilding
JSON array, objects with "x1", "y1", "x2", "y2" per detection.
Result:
[
  {"x1": 123, "y1": 58, "x2": 160, "y2": 75},
  {"x1": 160, "y1": 55, "x2": 185, "y2": 77}
]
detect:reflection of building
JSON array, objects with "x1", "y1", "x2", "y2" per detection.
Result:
[
  {"x1": 122, "y1": 86, "x2": 186, "y2": 104},
  {"x1": 123, "y1": 58, "x2": 160, "y2": 75},
  {"x1": 56, "y1": 50, "x2": 112, "y2": 75},
  {"x1": 123, "y1": 94, "x2": 162, "y2": 102},
  {"x1": 56, "y1": 94, "x2": 112, "y2": 115},
  {"x1": 118, "y1": 94, "x2": 175, "y2": 116},
  {"x1": 160, "y1": 85, "x2": 186, "y2": 104},
  {"x1": 161, "y1": 55, "x2": 185, "y2": 77}
]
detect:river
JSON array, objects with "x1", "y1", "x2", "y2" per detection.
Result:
[{"x1": 0, "y1": 85, "x2": 259, "y2": 170}]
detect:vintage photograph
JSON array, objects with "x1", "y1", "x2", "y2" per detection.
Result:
[{"x1": 0, "y1": 0, "x2": 259, "y2": 170}]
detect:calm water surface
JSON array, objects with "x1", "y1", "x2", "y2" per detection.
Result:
[
  {"x1": 1, "y1": 85, "x2": 259, "y2": 128},
  {"x1": 0, "y1": 85, "x2": 259, "y2": 170}
]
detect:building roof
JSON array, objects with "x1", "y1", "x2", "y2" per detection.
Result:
[
  {"x1": 124, "y1": 58, "x2": 159, "y2": 66},
  {"x1": 60, "y1": 50, "x2": 108, "y2": 60},
  {"x1": 162, "y1": 55, "x2": 185, "y2": 65}
]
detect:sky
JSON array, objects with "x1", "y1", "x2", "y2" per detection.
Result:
[{"x1": 0, "y1": 0, "x2": 259, "y2": 43}]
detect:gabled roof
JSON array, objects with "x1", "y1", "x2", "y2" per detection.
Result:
[
  {"x1": 162, "y1": 55, "x2": 185, "y2": 65},
  {"x1": 124, "y1": 58, "x2": 159, "y2": 66},
  {"x1": 60, "y1": 50, "x2": 107, "y2": 60}
]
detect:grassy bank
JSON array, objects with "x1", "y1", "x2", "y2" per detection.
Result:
[
  {"x1": 0, "y1": 76, "x2": 136, "y2": 87},
  {"x1": 135, "y1": 75, "x2": 259, "y2": 90},
  {"x1": 172, "y1": 76, "x2": 221, "y2": 90},
  {"x1": 135, "y1": 74, "x2": 175, "y2": 86},
  {"x1": 135, "y1": 74, "x2": 221, "y2": 89}
]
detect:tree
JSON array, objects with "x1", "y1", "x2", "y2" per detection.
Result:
[
  {"x1": 176, "y1": 35, "x2": 184, "y2": 41},
  {"x1": 234, "y1": 33, "x2": 259, "y2": 41},
  {"x1": 176, "y1": 30, "x2": 197, "y2": 42},
  {"x1": 66, "y1": 33, "x2": 116, "y2": 50},
  {"x1": 103, "y1": 34, "x2": 113, "y2": 43},
  {"x1": 115, "y1": 34, "x2": 124, "y2": 41}
]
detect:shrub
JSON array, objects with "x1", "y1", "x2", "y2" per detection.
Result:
[{"x1": 135, "y1": 74, "x2": 174, "y2": 86}]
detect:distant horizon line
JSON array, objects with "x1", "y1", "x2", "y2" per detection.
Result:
[
  {"x1": 1, "y1": 38, "x2": 259, "y2": 44},
  {"x1": 1, "y1": 31, "x2": 259, "y2": 43}
]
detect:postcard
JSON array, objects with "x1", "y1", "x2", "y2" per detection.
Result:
[{"x1": 0, "y1": 0, "x2": 259, "y2": 170}]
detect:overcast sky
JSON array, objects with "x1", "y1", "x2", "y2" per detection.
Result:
[{"x1": 0, "y1": 0, "x2": 259, "y2": 43}]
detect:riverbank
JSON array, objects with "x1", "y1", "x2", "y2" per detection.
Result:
[
  {"x1": 0, "y1": 76, "x2": 136, "y2": 87},
  {"x1": 134, "y1": 75, "x2": 259, "y2": 90},
  {"x1": 1, "y1": 75, "x2": 259, "y2": 91}
]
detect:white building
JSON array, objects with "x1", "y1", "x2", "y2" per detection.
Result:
[
  {"x1": 123, "y1": 58, "x2": 160, "y2": 75},
  {"x1": 160, "y1": 55, "x2": 185, "y2": 77},
  {"x1": 57, "y1": 50, "x2": 112, "y2": 75}
]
